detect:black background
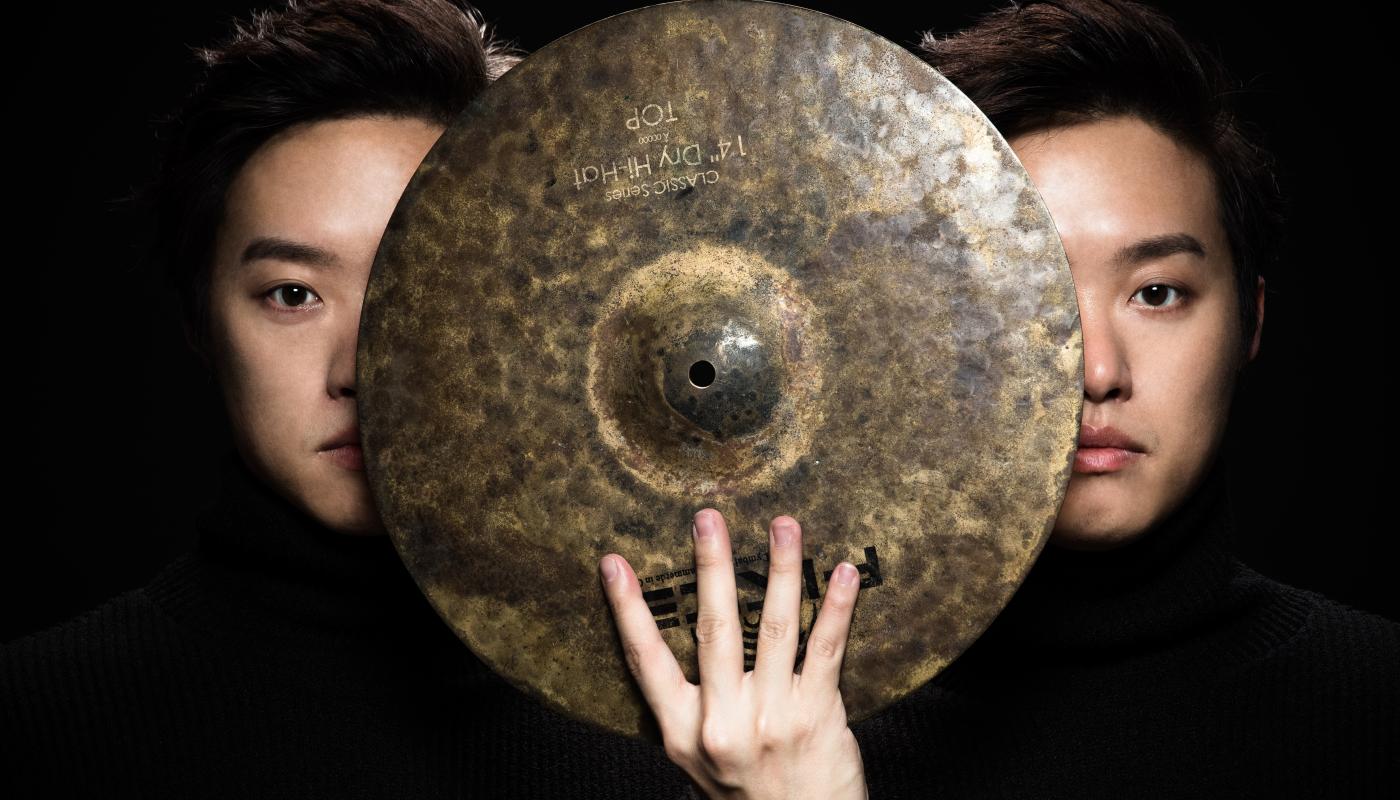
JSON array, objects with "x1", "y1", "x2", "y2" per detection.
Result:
[{"x1": 10, "y1": 1, "x2": 1392, "y2": 642}]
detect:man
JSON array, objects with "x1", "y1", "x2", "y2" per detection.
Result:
[
  {"x1": 874, "y1": 2, "x2": 1398, "y2": 796},
  {"x1": 2, "y1": 2, "x2": 700, "y2": 797}
]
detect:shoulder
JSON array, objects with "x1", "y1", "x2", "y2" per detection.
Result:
[
  {"x1": 1233, "y1": 560, "x2": 1399, "y2": 645},
  {"x1": 1227, "y1": 560, "x2": 1399, "y2": 693},
  {"x1": 1211, "y1": 563, "x2": 1400, "y2": 790},
  {"x1": 2, "y1": 556, "x2": 196, "y2": 718},
  {"x1": 1, "y1": 557, "x2": 215, "y2": 792}
]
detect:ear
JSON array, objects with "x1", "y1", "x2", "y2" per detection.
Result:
[{"x1": 1247, "y1": 275, "x2": 1265, "y2": 363}]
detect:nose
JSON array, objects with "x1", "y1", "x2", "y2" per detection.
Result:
[
  {"x1": 1079, "y1": 294, "x2": 1130, "y2": 403},
  {"x1": 328, "y1": 302, "x2": 361, "y2": 400}
]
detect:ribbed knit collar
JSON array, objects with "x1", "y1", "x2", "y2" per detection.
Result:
[
  {"x1": 158, "y1": 449, "x2": 1242, "y2": 687},
  {"x1": 151, "y1": 450, "x2": 487, "y2": 674},
  {"x1": 939, "y1": 452, "x2": 1242, "y2": 680}
]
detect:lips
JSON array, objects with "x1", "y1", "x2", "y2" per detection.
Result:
[
  {"x1": 319, "y1": 425, "x2": 364, "y2": 472},
  {"x1": 1078, "y1": 424, "x2": 1145, "y2": 452},
  {"x1": 319, "y1": 425, "x2": 361, "y2": 452},
  {"x1": 1073, "y1": 424, "x2": 1145, "y2": 474}
]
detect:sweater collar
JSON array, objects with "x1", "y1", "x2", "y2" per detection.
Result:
[
  {"x1": 168, "y1": 450, "x2": 475, "y2": 660},
  {"x1": 949, "y1": 452, "x2": 1239, "y2": 664},
  {"x1": 174, "y1": 450, "x2": 1237, "y2": 675}
]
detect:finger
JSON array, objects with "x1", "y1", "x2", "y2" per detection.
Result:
[
  {"x1": 752, "y1": 515, "x2": 804, "y2": 693},
  {"x1": 692, "y1": 508, "x2": 743, "y2": 705},
  {"x1": 599, "y1": 553, "x2": 692, "y2": 730},
  {"x1": 796, "y1": 561, "x2": 860, "y2": 689}
]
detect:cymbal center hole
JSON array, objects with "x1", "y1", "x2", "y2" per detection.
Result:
[{"x1": 689, "y1": 360, "x2": 716, "y2": 388}]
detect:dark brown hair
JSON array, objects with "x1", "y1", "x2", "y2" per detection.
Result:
[
  {"x1": 143, "y1": 0, "x2": 521, "y2": 370},
  {"x1": 917, "y1": 0, "x2": 1283, "y2": 361}
]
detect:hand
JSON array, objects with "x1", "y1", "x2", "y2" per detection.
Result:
[{"x1": 599, "y1": 508, "x2": 868, "y2": 800}]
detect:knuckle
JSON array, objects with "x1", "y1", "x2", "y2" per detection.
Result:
[
  {"x1": 753, "y1": 711, "x2": 788, "y2": 750},
  {"x1": 765, "y1": 552, "x2": 801, "y2": 575},
  {"x1": 693, "y1": 611, "x2": 730, "y2": 645},
  {"x1": 806, "y1": 632, "x2": 841, "y2": 660},
  {"x1": 698, "y1": 719, "x2": 740, "y2": 764},
  {"x1": 662, "y1": 736, "x2": 695, "y2": 767},
  {"x1": 621, "y1": 641, "x2": 648, "y2": 679},
  {"x1": 822, "y1": 586, "x2": 855, "y2": 612},
  {"x1": 758, "y1": 616, "x2": 790, "y2": 643},
  {"x1": 790, "y1": 709, "x2": 819, "y2": 741},
  {"x1": 693, "y1": 545, "x2": 727, "y2": 569}
]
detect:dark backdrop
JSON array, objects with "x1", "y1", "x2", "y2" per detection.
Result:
[{"x1": 11, "y1": 1, "x2": 1391, "y2": 642}]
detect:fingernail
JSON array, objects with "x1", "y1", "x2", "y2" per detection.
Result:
[
  {"x1": 693, "y1": 515, "x2": 713, "y2": 540},
  {"x1": 773, "y1": 520, "x2": 796, "y2": 547},
  {"x1": 835, "y1": 562, "x2": 858, "y2": 586},
  {"x1": 601, "y1": 556, "x2": 620, "y2": 583}
]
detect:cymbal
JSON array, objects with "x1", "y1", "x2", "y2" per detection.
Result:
[{"x1": 358, "y1": 0, "x2": 1081, "y2": 739}]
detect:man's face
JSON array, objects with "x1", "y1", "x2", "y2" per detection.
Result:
[
  {"x1": 1009, "y1": 116, "x2": 1263, "y2": 550},
  {"x1": 208, "y1": 115, "x2": 445, "y2": 535}
]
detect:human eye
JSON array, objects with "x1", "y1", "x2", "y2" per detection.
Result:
[
  {"x1": 263, "y1": 283, "x2": 324, "y2": 312},
  {"x1": 1131, "y1": 283, "x2": 1189, "y2": 311}
]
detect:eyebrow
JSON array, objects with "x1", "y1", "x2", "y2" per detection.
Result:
[
  {"x1": 1111, "y1": 232, "x2": 1207, "y2": 268},
  {"x1": 240, "y1": 236, "x2": 340, "y2": 269}
]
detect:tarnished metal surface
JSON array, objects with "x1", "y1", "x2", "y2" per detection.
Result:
[{"x1": 359, "y1": 0, "x2": 1081, "y2": 739}]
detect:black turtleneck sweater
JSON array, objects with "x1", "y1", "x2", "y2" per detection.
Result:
[{"x1": 4, "y1": 452, "x2": 1397, "y2": 798}]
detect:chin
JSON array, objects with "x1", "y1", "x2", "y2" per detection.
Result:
[
  {"x1": 310, "y1": 498, "x2": 387, "y2": 536},
  {"x1": 327, "y1": 477, "x2": 387, "y2": 535},
  {"x1": 1048, "y1": 524, "x2": 1142, "y2": 552},
  {"x1": 336, "y1": 515, "x2": 389, "y2": 536},
  {"x1": 1049, "y1": 477, "x2": 1153, "y2": 551},
  {"x1": 299, "y1": 466, "x2": 387, "y2": 536}
]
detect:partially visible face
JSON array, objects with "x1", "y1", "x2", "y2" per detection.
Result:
[
  {"x1": 1009, "y1": 116, "x2": 1264, "y2": 550},
  {"x1": 208, "y1": 115, "x2": 445, "y2": 535}
]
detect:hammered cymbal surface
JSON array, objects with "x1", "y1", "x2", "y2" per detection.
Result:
[{"x1": 359, "y1": 0, "x2": 1082, "y2": 739}]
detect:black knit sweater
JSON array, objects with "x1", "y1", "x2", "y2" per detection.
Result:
[{"x1": 4, "y1": 452, "x2": 1397, "y2": 798}]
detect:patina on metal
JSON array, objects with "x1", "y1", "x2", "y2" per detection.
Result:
[{"x1": 358, "y1": 0, "x2": 1082, "y2": 740}]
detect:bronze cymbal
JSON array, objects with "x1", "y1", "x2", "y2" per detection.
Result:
[{"x1": 358, "y1": 0, "x2": 1081, "y2": 739}]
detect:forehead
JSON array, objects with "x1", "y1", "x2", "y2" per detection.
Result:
[
  {"x1": 215, "y1": 116, "x2": 444, "y2": 270},
  {"x1": 1008, "y1": 116, "x2": 1224, "y2": 262}
]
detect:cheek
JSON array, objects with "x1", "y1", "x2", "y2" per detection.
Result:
[
  {"x1": 1133, "y1": 319, "x2": 1238, "y2": 455},
  {"x1": 211, "y1": 305, "x2": 323, "y2": 441},
  {"x1": 1179, "y1": 314, "x2": 1240, "y2": 417}
]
